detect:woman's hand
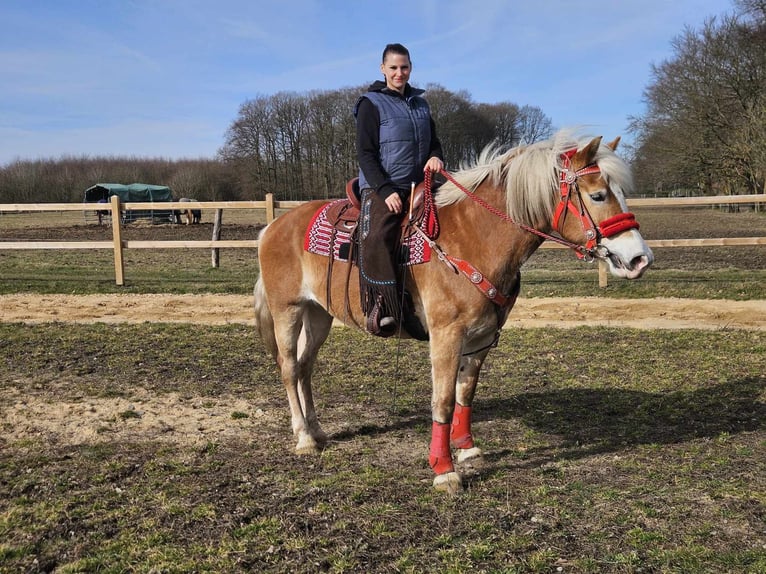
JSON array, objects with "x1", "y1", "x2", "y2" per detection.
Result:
[
  {"x1": 385, "y1": 193, "x2": 403, "y2": 214},
  {"x1": 424, "y1": 157, "x2": 444, "y2": 174}
]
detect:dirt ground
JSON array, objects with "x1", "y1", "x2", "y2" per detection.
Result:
[
  {"x1": 1, "y1": 292, "x2": 764, "y2": 330},
  {"x1": 2, "y1": 294, "x2": 764, "y2": 449}
]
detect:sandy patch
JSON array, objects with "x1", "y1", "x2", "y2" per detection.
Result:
[
  {"x1": 1, "y1": 293, "x2": 764, "y2": 331},
  {"x1": 1, "y1": 385, "x2": 277, "y2": 448}
]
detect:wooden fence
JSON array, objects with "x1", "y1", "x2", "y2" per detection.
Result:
[{"x1": 1, "y1": 193, "x2": 765, "y2": 287}]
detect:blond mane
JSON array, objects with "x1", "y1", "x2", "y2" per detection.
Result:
[{"x1": 435, "y1": 130, "x2": 634, "y2": 227}]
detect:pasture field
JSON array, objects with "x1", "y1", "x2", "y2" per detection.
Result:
[
  {"x1": 1, "y1": 206, "x2": 765, "y2": 299},
  {"x1": 0, "y1": 323, "x2": 764, "y2": 573},
  {"x1": 0, "y1": 205, "x2": 765, "y2": 572}
]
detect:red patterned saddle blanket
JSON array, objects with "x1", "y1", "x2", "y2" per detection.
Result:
[{"x1": 303, "y1": 198, "x2": 432, "y2": 266}]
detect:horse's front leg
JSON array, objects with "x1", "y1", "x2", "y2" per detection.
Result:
[{"x1": 428, "y1": 328, "x2": 464, "y2": 494}]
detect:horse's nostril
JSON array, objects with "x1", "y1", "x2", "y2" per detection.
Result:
[{"x1": 631, "y1": 255, "x2": 652, "y2": 272}]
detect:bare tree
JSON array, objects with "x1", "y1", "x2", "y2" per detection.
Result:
[
  {"x1": 425, "y1": 84, "x2": 496, "y2": 165},
  {"x1": 306, "y1": 88, "x2": 361, "y2": 198},
  {"x1": 630, "y1": 5, "x2": 766, "y2": 196},
  {"x1": 735, "y1": 0, "x2": 766, "y2": 20},
  {"x1": 476, "y1": 102, "x2": 521, "y2": 149},
  {"x1": 517, "y1": 105, "x2": 554, "y2": 144}
]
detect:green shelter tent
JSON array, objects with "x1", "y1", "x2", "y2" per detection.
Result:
[{"x1": 84, "y1": 183, "x2": 174, "y2": 222}]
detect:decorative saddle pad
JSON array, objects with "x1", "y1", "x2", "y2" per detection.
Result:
[{"x1": 304, "y1": 199, "x2": 431, "y2": 266}]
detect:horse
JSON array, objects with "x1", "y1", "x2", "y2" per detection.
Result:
[
  {"x1": 96, "y1": 198, "x2": 109, "y2": 225},
  {"x1": 253, "y1": 131, "x2": 654, "y2": 494},
  {"x1": 177, "y1": 198, "x2": 201, "y2": 224}
]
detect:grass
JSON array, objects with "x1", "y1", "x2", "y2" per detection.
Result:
[
  {"x1": 1, "y1": 206, "x2": 765, "y2": 298},
  {"x1": 0, "y1": 323, "x2": 764, "y2": 573},
  {"x1": 3, "y1": 246, "x2": 762, "y2": 299},
  {"x1": 0, "y1": 248, "x2": 259, "y2": 295}
]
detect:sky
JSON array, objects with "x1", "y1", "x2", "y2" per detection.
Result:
[{"x1": 0, "y1": 0, "x2": 735, "y2": 167}]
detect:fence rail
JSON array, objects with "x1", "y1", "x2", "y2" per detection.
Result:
[{"x1": 1, "y1": 193, "x2": 764, "y2": 286}]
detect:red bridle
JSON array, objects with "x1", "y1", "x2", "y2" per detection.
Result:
[
  {"x1": 429, "y1": 151, "x2": 641, "y2": 261},
  {"x1": 416, "y1": 153, "x2": 643, "y2": 309},
  {"x1": 552, "y1": 149, "x2": 640, "y2": 259}
]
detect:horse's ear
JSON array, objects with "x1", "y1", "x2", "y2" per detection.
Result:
[
  {"x1": 576, "y1": 136, "x2": 603, "y2": 165},
  {"x1": 606, "y1": 136, "x2": 621, "y2": 151}
]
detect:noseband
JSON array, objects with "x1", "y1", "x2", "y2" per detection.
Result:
[{"x1": 552, "y1": 149, "x2": 640, "y2": 259}]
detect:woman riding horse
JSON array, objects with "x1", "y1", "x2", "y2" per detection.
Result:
[{"x1": 254, "y1": 131, "x2": 653, "y2": 493}]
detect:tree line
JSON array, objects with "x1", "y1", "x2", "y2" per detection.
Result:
[
  {"x1": 629, "y1": 0, "x2": 766, "y2": 196},
  {"x1": 0, "y1": 156, "x2": 239, "y2": 204},
  {"x1": 0, "y1": 85, "x2": 551, "y2": 204}
]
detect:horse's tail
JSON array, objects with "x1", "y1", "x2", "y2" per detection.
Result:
[
  {"x1": 254, "y1": 227, "x2": 279, "y2": 361},
  {"x1": 253, "y1": 275, "x2": 278, "y2": 360}
]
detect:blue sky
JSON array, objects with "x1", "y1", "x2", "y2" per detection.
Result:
[{"x1": 0, "y1": 0, "x2": 734, "y2": 166}]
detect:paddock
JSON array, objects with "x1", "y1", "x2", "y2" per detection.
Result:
[
  {"x1": 0, "y1": 317, "x2": 763, "y2": 572},
  {"x1": 0, "y1": 201, "x2": 764, "y2": 571}
]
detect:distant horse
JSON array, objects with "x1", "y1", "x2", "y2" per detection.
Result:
[
  {"x1": 177, "y1": 198, "x2": 201, "y2": 224},
  {"x1": 254, "y1": 132, "x2": 654, "y2": 493},
  {"x1": 96, "y1": 198, "x2": 109, "y2": 225}
]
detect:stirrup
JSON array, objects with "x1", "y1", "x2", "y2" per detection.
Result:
[{"x1": 366, "y1": 298, "x2": 397, "y2": 337}]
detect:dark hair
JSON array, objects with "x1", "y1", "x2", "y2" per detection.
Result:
[{"x1": 382, "y1": 43, "x2": 411, "y2": 63}]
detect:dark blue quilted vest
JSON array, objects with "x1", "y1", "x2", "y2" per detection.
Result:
[{"x1": 355, "y1": 89, "x2": 433, "y2": 191}]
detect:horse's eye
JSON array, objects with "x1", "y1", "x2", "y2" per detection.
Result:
[{"x1": 589, "y1": 191, "x2": 607, "y2": 202}]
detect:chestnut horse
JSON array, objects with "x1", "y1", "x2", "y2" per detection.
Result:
[{"x1": 254, "y1": 132, "x2": 653, "y2": 493}]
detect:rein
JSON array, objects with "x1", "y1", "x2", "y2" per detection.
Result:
[
  {"x1": 409, "y1": 150, "x2": 641, "y2": 351},
  {"x1": 425, "y1": 168, "x2": 590, "y2": 257}
]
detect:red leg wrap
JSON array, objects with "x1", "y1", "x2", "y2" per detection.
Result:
[
  {"x1": 429, "y1": 421, "x2": 454, "y2": 475},
  {"x1": 450, "y1": 403, "x2": 474, "y2": 449}
]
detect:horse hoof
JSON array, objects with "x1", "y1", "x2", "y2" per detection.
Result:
[
  {"x1": 456, "y1": 446, "x2": 484, "y2": 466},
  {"x1": 295, "y1": 435, "x2": 324, "y2": 455},
  {"x1": 295, "y1": 445, "x2": 321, "y2": 455},
  {"x1": 433, "y1": 472, "x2": 462, "y2": 495}
]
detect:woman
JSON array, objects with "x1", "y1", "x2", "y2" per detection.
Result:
[{"x1": 354, "y1": 42, "x2": 444, "y2": 335}]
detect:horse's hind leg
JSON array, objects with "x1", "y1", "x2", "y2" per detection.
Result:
[
  {"x1": 293, "y1": 304, "x2": 333, "y2": 453},
  {"x1": 452, "y1": 349, "x2": 491, "y2": 466},
  {"x1": 274, "y1": 302, "x2": 333, "y2": 455}
]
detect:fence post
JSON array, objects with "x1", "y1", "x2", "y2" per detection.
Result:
[
  {"x1": 265, "y1": 193, "x2": 275, "y2": 224},
  {"x1": 211, "y1": 208, "x2": 223, "y2": 268},
  {"x1": 598, "y1": 260, "x2": 608, "y2": 288},
  {"x1": 110, "y1": 195, "x2": 125, "y2": 286}
]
